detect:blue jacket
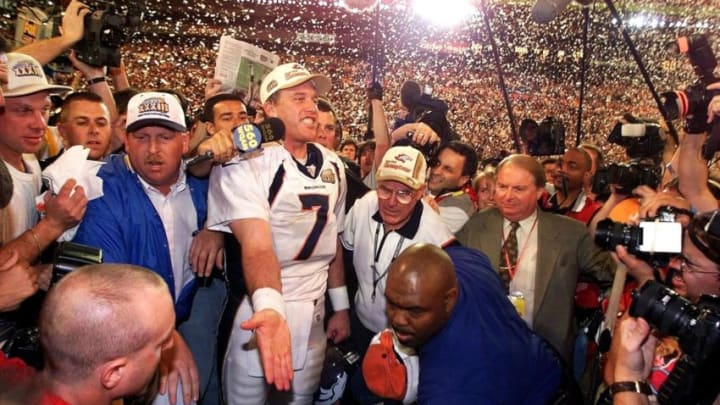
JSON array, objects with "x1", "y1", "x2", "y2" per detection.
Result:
[
  {"x1": 74, "y1": 155, "x2": 208, "y2": 321},
  {"x1": 418, "y1": 245, "x2": 562, "y2": 404}
]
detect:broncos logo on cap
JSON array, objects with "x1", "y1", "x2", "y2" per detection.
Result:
[{"x1": 394, "y1": 153, "x2": 413, "y2": 163}]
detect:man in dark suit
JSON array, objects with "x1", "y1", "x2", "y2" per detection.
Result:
[{"x1": 456, "y1": 154, "x2": 615, "y2": 363}]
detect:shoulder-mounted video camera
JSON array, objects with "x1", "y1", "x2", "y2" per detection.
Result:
[
  {"x1": 72, "y1": 0, "x2": 143, "y2": 67},
  {"x1": 520, "y1": 117, "x2": 565, "y2": 156},
  {"x1": 398, "y1": 81, "x2": 457, "y2": 161}
]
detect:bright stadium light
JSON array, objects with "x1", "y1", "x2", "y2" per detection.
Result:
[{"x1": 412, "y1": 0, "x2": 478, "y2": 27}]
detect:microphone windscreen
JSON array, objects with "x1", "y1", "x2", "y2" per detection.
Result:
[
  {"x1": 0, "y1": 159, "x2": 12, "y2": 209},
  {"x1": 257, "y1": 117, "x2": 285, "y2": 143},
  {"x1": 530, "y1": 0, "x2": 572, "y2": 23}
]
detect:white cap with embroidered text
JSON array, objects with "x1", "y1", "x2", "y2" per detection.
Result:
[
  {"x1": 260, "y1": 63, "x2": 331, "y2": 104},
  {"x1": 376, "y1": 146, "x2": 427, "y2": 190},
  {"x1": 2, "y1": 53, "x2": 71, "y2": 98},
  {"x1": 126, "y1": 92, "x2": 187, "y2": 132}
]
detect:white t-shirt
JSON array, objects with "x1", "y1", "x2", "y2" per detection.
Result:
[
  {"x1": 0, "y1": 154, "x2": 41, "y2": 244},
  {"x1": 342, "y1": 191, "x2": 456, "y2": 332},
  {"x1": 208, "y1": 143, "x2": 346, "y2": 302}
]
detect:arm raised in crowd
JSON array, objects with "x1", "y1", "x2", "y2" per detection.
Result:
[
  {"x1": 68, "y1": 50, "x2": 118, "y2": 123},
  {"x1": 677, "y1": 131, "x2": 717, "y2": 213},
  {"x1": 15, "y1": 0, "x2": 89, "y2": 64}
]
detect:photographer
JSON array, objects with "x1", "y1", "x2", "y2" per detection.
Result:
[
  {"x1": 673, "y1": 83, "x2": 720, "y2": 215},
  {"x1": 604, "y1": 210, "x2": 720, "y2": 403}
]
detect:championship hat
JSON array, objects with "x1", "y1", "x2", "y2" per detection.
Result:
[
  {"x1": 126, "y1": 91, "x2": 187, "y2": 132},
  {"x1": 260, "y1": 63, "x2": 331, "y2": 104},
  {"x1": 2, "y1": 53, "x2": 71, "y2": 97}
]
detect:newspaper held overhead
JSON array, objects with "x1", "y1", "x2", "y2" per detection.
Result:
[{"x1": 214, "y1": 36, "x2": 280, "y2": 104}]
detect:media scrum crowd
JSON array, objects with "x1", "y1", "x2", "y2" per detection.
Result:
[{"x1": 1, "y1": 1, "x2": 720, "y2": 404}]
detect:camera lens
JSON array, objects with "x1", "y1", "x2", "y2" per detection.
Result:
[
  {"x1": 630, "y1": 281, "x2": 697, "y2": 337},
  {"x1": 594, "y1": 219, "x2": 642, "y2": 253}
]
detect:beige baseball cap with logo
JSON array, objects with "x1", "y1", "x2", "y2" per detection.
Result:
[
  {"x1": 260, "y1": 63, "x2": 331, "y2": 104},
  {"x1": 376, "y1": 146, "x2": 428, "y2": 190},
  {"x1": 2, "y1": 53, "x2": 71, "y2": 97}
]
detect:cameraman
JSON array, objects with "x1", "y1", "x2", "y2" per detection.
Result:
[{"x1": 605, "y1": 210, "x2": 720, "y2": 403}]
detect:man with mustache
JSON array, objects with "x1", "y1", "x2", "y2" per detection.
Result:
[{"x1": 74, "y1": 91, "x2": 225, "y2": 405}]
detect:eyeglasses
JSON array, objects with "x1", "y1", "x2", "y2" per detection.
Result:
[
  {"x1": 376, "y1": 185, "x2": 414, "y2": 205},
  {"x1": 677, "y1": 254, "x2": 720, "y2": 276}
]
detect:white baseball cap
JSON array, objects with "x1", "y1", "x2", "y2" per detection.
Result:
[
  {"x1": 260, "y1": 63, "x2": 331, "y2": 104},
  {"x1": 126, "y1": 92, "x2": 187, "y2": 132},
  {"x1": 2, "y1": 53, "x2": 71, "y2": 98},
  {"x1": 376, "y1": 146, "x2": 428, "y2": 190}
]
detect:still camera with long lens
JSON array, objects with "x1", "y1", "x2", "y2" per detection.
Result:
[
  {"x1": 72, "y1": 0, "x2": 143, "y2": 67},
  {"x1": 630, "y1": 281, "x2": 720, "y2": 404},
  {"x1": 594, "y1": 206, "x2": 682, "y2": 267},
  {"x1": 662, "y1": 35, "x2": 720, "y2": 159}
]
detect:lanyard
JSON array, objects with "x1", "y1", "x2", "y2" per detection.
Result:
[
  {"x1": 371, "y1": 222, "x2": 405, "y2": 302},
  {"x1": 501, "y1": 215, "x2": 538, "y2": 281}
]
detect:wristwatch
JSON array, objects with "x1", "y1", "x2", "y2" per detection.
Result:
[{"x1": 609, "y1": 381, "x2": 652, "y2": 396}]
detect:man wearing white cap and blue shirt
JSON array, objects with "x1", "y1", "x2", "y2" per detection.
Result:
[
  {"x1": 208, "y1": 62, "x2": 350, "y2": 404},
  {"x1": 74, "y1": 91, "x2": 226, "y2": 405},
  {"x1": 0, "y1": 52, "x2": 87, "y2": 264}
]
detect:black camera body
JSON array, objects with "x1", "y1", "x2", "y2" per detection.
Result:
[
  {"x1": 51, "y1": 241, "x2": 103, "y2": 285},
  {"x1": 594, "y1": 206, "x2": 682, "y2": 267},
  {"x1": 607, "y1": 119, "x2": 665, "y2": 161},
  {"x1": 662, "y1": 35, "x2": 720, "y2": 159},
  {"x1": 535, "y1": 116, "x2": 565, "y2": 156},
  {"x1": 73, "y1": 1, "x2": 142, "y2": 67},
  {"x1": 630, "y1": 281, "x2": 720, "y2": 404},
  {"x1": 592, "y1": 160, "x2": 662, "y2": 196}
]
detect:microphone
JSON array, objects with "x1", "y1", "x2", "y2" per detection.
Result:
[
  {"x1": 253, "y1": 117, "x2": 285, "y2": 143},
  {"x1": 531, "y1": 0, "x2": 572, "y2": 23},
  {"x1": 185, "y1": 118, "x2": 286, "y2": 166}
]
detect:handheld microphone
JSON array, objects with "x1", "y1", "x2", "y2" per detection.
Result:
[
  {"x1": 186, "y1": 118, "x2": 286, "y2": 166},
  {"x1": 530, "y1": 0, "x2": 572, "y2": 23}
]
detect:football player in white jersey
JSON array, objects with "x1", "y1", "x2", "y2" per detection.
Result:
[{"x1": 208, "y1": 63, "x2": 350, "y2": 405}]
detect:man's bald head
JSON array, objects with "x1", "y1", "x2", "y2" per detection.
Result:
[
  {"x1": 389, "y1": 244, "x2": 457, "y2": 294},
  {"x1": 385, "y1": 244, "x2": 458, "y2": 348},
  {"x1": 39, "y1": 264, "x2": 174, "y2": 382}
]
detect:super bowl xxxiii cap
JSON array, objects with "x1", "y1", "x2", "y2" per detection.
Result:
[
  {"x1": 260, "y1": 63, "x2": 331, "y2": 104},
  {"x1": 126, "y1": 92, "x2": 187, "y2": 132},
  {"x1": 2, "y1": 53, "x2": 71, "y2": 97}
]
